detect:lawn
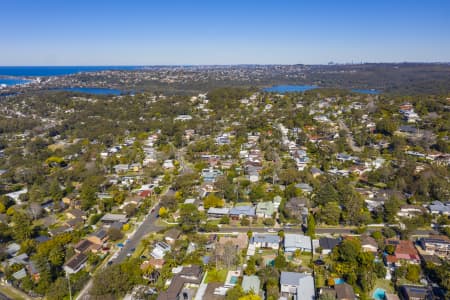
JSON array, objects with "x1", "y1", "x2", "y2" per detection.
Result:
[
  {"x1": 204, "y1": 268, "x2": 228, "y2": 284},
  {"x1": 372, "y1": 278, "x2": 395, "y2": 294}
]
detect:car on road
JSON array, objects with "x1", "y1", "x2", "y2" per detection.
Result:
[
  {"x1": 151, "y1": 208, "x2": 155, "y2": 213},
  {"x1": 267, "y1": 229, "x2": 276, "y2": 233}
]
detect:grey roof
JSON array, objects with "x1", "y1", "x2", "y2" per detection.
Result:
[
  {"x1": 6, "y1": 243, "x2": 20, "y2": 255},
  {"x1": 280, "y1": 271, "x2": 311, "y2": 286},
  {"x1": 242, "y1": 275, "x2": 261, "y2": 293},
  {"x1": 207, "y1": 207, "x2": 230, "y2": 215},
  {"x1": 12, "y1": 268, "x2": 27, "y2": 280},
  {"x1": 429, "y1": 201, "x2": 450, "y2": 213},
  {"x1": 229, "y1": 206, "x2": 255, "y2": 216},
  {"x1": 296, "y1": 274, "x2": 315, "y2": 300},
  {"x1": 295, "y1": 183, "x2": 313, "y2": 192},
  {"x1": 91, "y1": 229, "x2": 108, "y2": 240},
  {"x1": 251, "y1": 234, "x2": 280, "y2": 244},
  {"x1": 335, "y1": 283, "x2": 356, "y2": 300},
  {"x1": 319, "y1": 237, "x2": 340, "y2": 250},
  {"x1": 284, "y1": 234, "x2": 312, "y2": 251},
  {"x1": 100, "y1": 213, "x2": 128, "y2": 223}
]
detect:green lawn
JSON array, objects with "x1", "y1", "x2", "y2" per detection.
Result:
[
  {"x1": 372, "y1": 278, "x2": 395, "y2": 294},
  {"x1": 204, "y1": 269, "x2": 228, "y2": 284}
]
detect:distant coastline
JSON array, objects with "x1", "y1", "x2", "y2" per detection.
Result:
[{"x1": 0, "y1": 66, "x2": 141, "y2": 77}]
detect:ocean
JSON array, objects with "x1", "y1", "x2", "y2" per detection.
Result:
[{"x1": 0, "y1": 66, "x2": 141, "y2": 77}]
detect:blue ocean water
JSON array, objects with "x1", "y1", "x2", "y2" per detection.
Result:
[
  {"x1": 351, "y1": 89, "x2": 380, "y2": 94},
  {"x1": 0, "y1": 78, "x2": 31, "y2": 86},
  {"x1": 263, "y1": 85, "x2": 318, "y2": 93},
  {"x1": 0, "y1": 66, "x2": 140, "y2": 77},
  {"x1": 57, "y1": 87, "x2": 123, "y2": 95}
]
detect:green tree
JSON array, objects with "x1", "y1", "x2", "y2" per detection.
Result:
[
  {"x1": 226, "y1": 284, "x2": 245, "y2": 300},
  {"x1": 319, "y1": 202, "x2": 341, "y2": 225},
  {"x1": 179, "y1": 204, "x2": 201, "y2": 231},
  {"x1": 306, "y1": 214, "x2": 316, "y2": 238},
  {"x1": 204, "y1": 193, "x2": 225, "y2": 209},
  {"x1": 12, "y1": 211, "x2": 33, "y2": 242},
  {"x1": 315, "y1": 183, "x2": 339, "y2": 206},
  {"x1": 406, "y1": 264, "x2": 421, "y2": 283}
]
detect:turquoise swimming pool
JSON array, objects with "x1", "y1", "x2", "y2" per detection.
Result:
[
  {"x1": 334, "y1": 278, "x2": 345, "y2": 285},
  {"x1": 373, "y1": 288, "x2": 386, "y2": 300},
  {"x1": 230, "y1": 276, "x2": 239, "y2": 284}
]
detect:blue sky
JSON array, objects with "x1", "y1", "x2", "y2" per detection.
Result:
[{"x1": 1, "y1": 0, "x2": 450, "y2": 65}]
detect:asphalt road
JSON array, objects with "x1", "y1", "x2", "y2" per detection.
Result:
[
  {"x1": 113, "y1": 204, "x2": 164, "y2": 264},
  {"x1": 216, "y1": 226, "x2": 437, "y2": 236}
]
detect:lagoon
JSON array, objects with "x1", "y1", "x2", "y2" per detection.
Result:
[
  {"x1": 263, "y1": 85, "x2": 318, "y2": 93},
  {"x1": 351, "y1": 89, "x2": 380, "y2": 94},
  {"x1": 58, "y1": 87, "x2": 124, "y2": 95},
  {"x1": 0, "y1": 66, "x2": 140, "y2": 77}
]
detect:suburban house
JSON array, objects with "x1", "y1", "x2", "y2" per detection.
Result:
[
  {"x1": 284, "y1": 234, "x2": 312, "y2": 253},
  {"x1": 428, "y1": 201, "x2": 450, "y2": 215},
  {"x1": 156, "y1": 265, "x2": 203, "y2": 300},
  {"x1": 250, "y1": 234, "x2": 280, "y2": 249},
  {"x1": 399, "y1": 285, "x2": 430, "y2": 300},
  {"x1": 74, "y1": 239, "x2": 100, "y2": 254},
  {"x1": 207, "y1": 207, "x2": 230, "y2": 218},
  {"x1": 151, "y1": 242, "x2": 171, "y2": 260},
  {"x1": 419, "y1": 236, "x2": 450, "y2": 259},
  {"x1": 280, "y1": 272, "x2": 315, "y2": 300},
  {"x1": 63, "y1": 253, "x2": 87, "y2": 274},
  {"x1": 385, "y1": 240, "x2": 420, "y2": 266},
  {"x1": 100, "y1": 213, "x2": 128, "y2": 225},
  {"x1": 319, "y1": 237, "x2": 340, "y2": 255},
  {"x1": 255, "y1": 201, "x2": 275, "y2": 218},
  {"x1": 397, "y1": 205, "x2": 425, "y2": 218},
  {"x1": 66, "y1": 208, "x2": 87, "y2": 220},
  {"x1": 284, "y1": 197, "x2": 309, "y2": 224},
  {"x1": 229, "y1": 206, "x2": 255, "y2": 220},
  {"x1": 87, "y1": 229, "x2": 109, "y2": 245},
  {"x1": 165, "y1": 228, "x2": 182, "y2": 245},
  {"x1": 335, "y1": 283, "x2": 357, "y2": 300},
  {"x1": 360, "y1": 235, "x2": 378, "y2": 253}
]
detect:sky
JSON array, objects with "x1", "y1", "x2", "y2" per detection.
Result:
[{"x1": 1, "y1": 0, "x2": 450, "y2": 65}]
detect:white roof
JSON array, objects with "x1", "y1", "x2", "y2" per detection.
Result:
[{"x1": 284, "y1": 234, "x2": 312, "y2": 251}]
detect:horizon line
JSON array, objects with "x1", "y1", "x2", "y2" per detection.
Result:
[{"x1": 1, "y1": 61, "x2": 450, "y2": 68}]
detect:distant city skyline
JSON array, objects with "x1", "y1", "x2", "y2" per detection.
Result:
[{"x1": 2, "y1": 0, "x2": 450, "y2": 65}]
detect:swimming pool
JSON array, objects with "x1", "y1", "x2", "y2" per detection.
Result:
[
  {"x1": 230, "y1": 276, "x2": 239, "y2": 284},
  {"x1": 334, "y1": 278, "x2": 345, "y2": 285},
  {"x1": 373, "y1": 288, "x2": 386, "y2": 300}
]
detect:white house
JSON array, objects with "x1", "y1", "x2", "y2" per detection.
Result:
[{"x1": 250, "y1": 234, "x2": 280, "y2": 250}]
